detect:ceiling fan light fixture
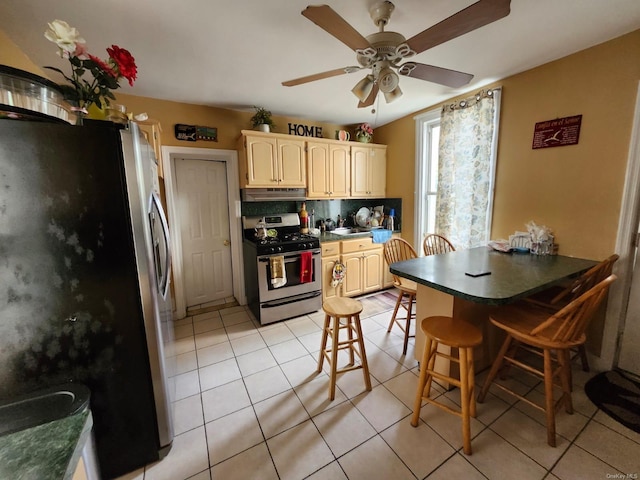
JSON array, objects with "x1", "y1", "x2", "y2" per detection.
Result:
[
  {"x1": 352, "y1": 75, "x2": 375, "y2": 101},
  {"x1": 384, "y1": 85, "x2": 402, "y2": 103},
  {"x1": 377, "y1": 67, "x2": 399, "y2": 93}
]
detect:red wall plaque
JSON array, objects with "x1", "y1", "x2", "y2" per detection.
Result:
[{"x1": 532, "y1": 115, "x2": 582, "y2": 150}]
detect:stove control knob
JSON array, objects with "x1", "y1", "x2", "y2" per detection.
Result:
[
  {"x1": 267, "y1": 247, "x2": 275, "y2": 254},
  {"x1": 276, "y1": 246, "x2": 283, "y2": 253}
]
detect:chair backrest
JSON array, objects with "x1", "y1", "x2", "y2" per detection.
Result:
[
  {"x1": 531, "y1": 274, "x2": 616, "y2": 344},
  {"x1": 384, "y1": 238, "x2": 418, "y2": 285},
  {"x1": 423, "y1": 234, "x2": 456, "y2": 256},
  {"x1": 550, "y1": 254, "x2": 619, "y2": 305}
]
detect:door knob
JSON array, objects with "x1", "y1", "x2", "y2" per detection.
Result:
[{"x1": 223, "y1": 239, "x2": 231, "y2": 246}]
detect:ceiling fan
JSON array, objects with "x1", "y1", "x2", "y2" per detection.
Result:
[{"x1": 282, "y1": 0, "x2": 511, "y2": 107}]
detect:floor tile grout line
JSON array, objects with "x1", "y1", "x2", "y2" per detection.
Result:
[{"x1": 170, "y1": 292, "x2": 632, "y2": 480}]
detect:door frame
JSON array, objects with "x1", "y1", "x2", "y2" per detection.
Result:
[
  {"x1": 596, "y1": 80, "x2": 640, "y2": 372},
  {"x1": 162, "y1": 145, "x2": 245, "y2": 320}
]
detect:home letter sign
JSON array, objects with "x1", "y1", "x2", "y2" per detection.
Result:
[{"x1": 288, "y1": 123, "x2": 323, "y2": 138}]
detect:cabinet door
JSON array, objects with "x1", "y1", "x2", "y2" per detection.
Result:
[
  {"x1": 307, "y1": 142, "x2": 330, "y2": 198},
  {"x1": 246, "y1": 135, "x2": 278, "y2": 186},
  {"x1": 321, "y1": 255, "x2": 340, "y2": 301},
  {"x1": 351, "y1": 146, "x2": 370, "y2": 197},
  {"x1": 341, "y1": 252, "x2": 364, "y2": 297},
  {"x1": 363, "y1": 249, "x2": 383, "y2": 293},
  {"x1": 329, "y1": 144, "x2": 351, "y2": 198},
  {"x1": 369, "y1": 146, "x2": 386, "y2": 197},
  {"x1": 277, "y1": 138, "x2": 306, "y2": 186}
]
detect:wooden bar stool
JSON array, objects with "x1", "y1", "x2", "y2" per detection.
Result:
[
  {"x1": 317, "y1": 297, "x2": 372, "y2": 400},
  {"x1": 411, "y1": 316, "x2": 483, "y2": 455}
]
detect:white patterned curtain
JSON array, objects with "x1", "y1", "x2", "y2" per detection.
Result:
[{"x1": 435, "y1": 89, "x2": 501, "y2": 249}]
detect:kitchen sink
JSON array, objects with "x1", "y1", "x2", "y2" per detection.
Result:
[
  {"x1": 332, "y1": 227, "x2": 356, "y2": 235},
  {"x1": 331, "y1": 227, "x2": 382, "y2": 236},
  {"x1": 0, "y1": 383, "x2": 90, "y2": 436}
]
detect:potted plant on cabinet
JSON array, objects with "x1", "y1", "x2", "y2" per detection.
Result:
[{"x1": 251, "y1": 106, "x2": 275, "y2": 132}]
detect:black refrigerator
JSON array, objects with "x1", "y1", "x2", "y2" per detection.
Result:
[{"x1": 0, "y1": 118, "x2": 175, "y2": 479}]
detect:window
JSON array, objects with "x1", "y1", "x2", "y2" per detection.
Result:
[
  {"x1": 415, "y1": 89, "x2": 501, "y2": 250},
  {"x1": 414, "y1": 109, "x2": 440, "y2": 251}
]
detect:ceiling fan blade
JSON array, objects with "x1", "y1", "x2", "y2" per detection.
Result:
[
  {"x1": 398, "y1": 62, "x2": 473, "y2": 88},
  {"x1": 282, "y1": 68, "x2": 351, "y2": 87},
  {"x1": 358, "y1": 84, "x2": 379, "y2": 108},
  {"x1": 302, "y1": 5, "x2": 371, "y2": 51},
  {"x1": 406, "y1": 0, "x2": 511, "y2": 54}
]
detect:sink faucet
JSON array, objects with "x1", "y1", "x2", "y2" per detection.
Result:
[{"x1": 337, "y1": 215, "x2": 345, "y2": 228}]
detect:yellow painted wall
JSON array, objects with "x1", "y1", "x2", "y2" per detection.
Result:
[
  {"x1": 377, "y1": 29, "x2": 640, "y2": 260},
  {"x1": 0, "y1": 29, "x2": 47, "y2": 76},
  {"x1": 3, "y1": 25, "x2": 639, "y2": 259},
  {"x1": 0, "y1": 28, "x2": 345, "y2": 151}
]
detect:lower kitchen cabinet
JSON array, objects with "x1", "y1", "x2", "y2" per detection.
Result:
[
  {"x1": 339, "y1": 238, "x2": 383, "y2": 297},
  {"x1": 321, "y1": 236, "x2": 396, "y2": 300},
  {"x1": 321, "y1": 243, "x2": 341, "y2": 301}
]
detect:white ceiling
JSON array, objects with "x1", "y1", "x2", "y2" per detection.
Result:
[{"x1": 2, "y1": 0, "x2": 640, "y2": 127}]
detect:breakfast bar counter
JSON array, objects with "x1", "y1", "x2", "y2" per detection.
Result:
[{"x1": 390, "y1": 247, "x2": 597, "y2": 368}]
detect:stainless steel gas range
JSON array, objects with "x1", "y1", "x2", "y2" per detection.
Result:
[{"x1": 242, "y1": 213, "x2": 322, "y2": 325}]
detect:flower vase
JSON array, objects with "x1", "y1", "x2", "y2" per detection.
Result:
[
  {"x1": 74, "y1": 110, "x2": 88, "y2": 126},
  {"x1": 356, "y1": 134, "x2": 371, "y2": 143},
  {"x1": 69, "y1": 102, "x2": 90, "y2": 126}
]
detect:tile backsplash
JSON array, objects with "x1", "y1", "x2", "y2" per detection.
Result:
[{"x1": 241, "y1": 197, "x2": 402, "y2": 230}]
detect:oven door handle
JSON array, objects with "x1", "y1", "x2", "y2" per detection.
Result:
[
  {"x1": 258, "y1": 250, "x2": 321, "y2": 262},
  {"x1": 262, "y1": 291, "x2": 322, "y2": 308}
]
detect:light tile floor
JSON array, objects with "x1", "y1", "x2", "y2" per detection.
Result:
[{"x1": 116, "y1": 291, "x2": 640, "y2": 480}]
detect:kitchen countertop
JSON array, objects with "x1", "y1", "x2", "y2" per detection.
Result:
[
  {"x1": 0, "y1": 407, "x2": 92, "y2": 480},
  {"x1": 318, "y1": 230, "x2": 400, "y2": 243}
]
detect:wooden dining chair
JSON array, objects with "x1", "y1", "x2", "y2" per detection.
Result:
[
  {"x1": 383, "y1": 238, "x2": 418, "y2": 355},
  {"x1": 423, "y1": 234, "x2": 455, "y2": 256},
  {"x1": 524, "y1": 254, "x2": 619, "y2": 371},
  {"x1": 477, "y1": 274, "x2": 617, "y2": 447}
]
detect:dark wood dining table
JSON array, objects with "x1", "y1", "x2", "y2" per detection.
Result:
[{"x1": 390, "y1": 246, "x2": 597, "y2": 371}]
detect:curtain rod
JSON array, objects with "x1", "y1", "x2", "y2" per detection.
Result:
[{"x1": 443, "y1": 87, "x2": 502, "y2": 112}]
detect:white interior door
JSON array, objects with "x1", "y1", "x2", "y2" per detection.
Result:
[
  {"x1": 618, "y1": 231, "x2": 640, "y2": 377},
  {"x1": 175, "y1": 158, "x2": 233, "y2": 307}
]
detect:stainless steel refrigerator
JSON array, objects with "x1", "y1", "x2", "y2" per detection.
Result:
[{"x1": 0, "y1": 119, "x2": 175, "y2": 479}]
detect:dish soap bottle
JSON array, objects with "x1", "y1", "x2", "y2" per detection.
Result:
[{"x1": 299, "y1": 202, "x2": 309, "y2": 234}]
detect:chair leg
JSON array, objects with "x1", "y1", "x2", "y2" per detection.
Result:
[
  {"x1": 316, "y1": 314, "x2": 330, "y2": 373},
  {"x1": 347, "y1": 318, "x2": 355, "y2": 366},
  {"x1": 577, "y1": 344, "x2": 590, "y2": 372},
  {"x1": 353, "y1": 314, "x2": 372, "y2": 392},
  {"x1": 402, "y1": 293, "x2": 415, "y2": 355},
  {"x1": 558, "y1": 349, "x2": 573, "y2": 414},
  {"x1": 460, "y1": 347, "x2": 472, "y2": 455},
  {"x1": 387, "y1": 290, "x2": 403, "y2": 333},
  {"x1": 478, "y1": 335, "x2": 513, "y2": 403},
  {"x1": 328, "y1": 317, "x2": 340, "y2": 401},
  {"x1": 543, "y1": 348, "x2": 557, "y2": 447},
  {"x1": 411, "y1": 335, "x2": 432, "y2": 427}
]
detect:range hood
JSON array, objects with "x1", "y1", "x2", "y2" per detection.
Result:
[{"x1": 241, "y1": 188, "x2": 307, "y2": 202}]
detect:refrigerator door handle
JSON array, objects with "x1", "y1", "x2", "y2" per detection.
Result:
[{"x1": 149, "y1": 191, "x2": 172, "y2": 299}]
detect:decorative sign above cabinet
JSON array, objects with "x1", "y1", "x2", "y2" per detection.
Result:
[
  {"x1": 174, "y1": 124, "x2": 218, "y2": 142},
  {"x1": 288, "y1": 123, "x2": 323, "y2": 138},
  {"x1": 532, "y1": 115, "x2": 582, "y2": 150}
]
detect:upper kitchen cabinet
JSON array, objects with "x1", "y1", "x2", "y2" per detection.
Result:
[
  {"x1": 238, "y1": 131, "x2": 306, "y2": 188},
  {"x1": 351, "y1": 144, "x2": 386, "y2": 198},
  {"x1": 137, "y1": 120, "x2": 164, "y2": 177},
  {"x1": 306, "y1": 140, "x2": 350, "y2": 199}
]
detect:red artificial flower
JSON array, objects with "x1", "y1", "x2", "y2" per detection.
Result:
[
  {"x1": 88, "y1": 54, "x2": 117, "y2": 78},
  {"x1": 107, "y1": 45, "x2": 137, "y2": 86}
]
